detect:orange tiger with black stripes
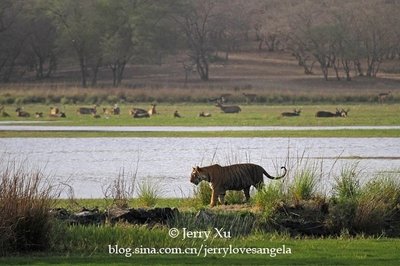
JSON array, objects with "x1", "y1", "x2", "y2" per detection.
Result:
[{"x1": 190, "y1": 163, "x2": 287, "y2": 207}]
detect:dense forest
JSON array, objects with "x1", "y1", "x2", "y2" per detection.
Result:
[{"x1": 1, "y1": 0, "x2": 400, "y2": 87}]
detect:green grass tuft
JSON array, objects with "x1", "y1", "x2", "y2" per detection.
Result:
[{"x1": 137, "y1": 181, "x2": 162, "y2": 207}]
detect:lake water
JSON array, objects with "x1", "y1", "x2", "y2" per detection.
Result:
[{"x1": 0, "y1": 137, "x2": 399, "y2": 198}]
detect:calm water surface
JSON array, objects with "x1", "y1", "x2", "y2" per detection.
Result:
[{"x1": 1, "y1": 137, "x2": 399, "y2": 198}]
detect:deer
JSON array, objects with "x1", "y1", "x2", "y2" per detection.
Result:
[
  {"x1": 77, "y1": 105, "x2": 97, "y2": 115},
  {"x1": 129, "y1": 107, "x2": 147, "y2": 116},
  {"x1": 340, "y1": 108, "x2": 350, "y2": 117},
  {"x1": 49, "y1": 107, "x2": 60, "y2": 116},
  {"x1": 378, "y1": 91, "x2": 391, "y2": 104},
  {"x1": 281, "y1": 109, "x2": 301, "y2": 117},
  {"x1": 103, "y1": 104, "x2": 120, "y2": 115},
  {"x1": 199, "y1": 111, "x2": 212, "y2": 117},
  {"x1": 49, "y1": 112, "x2": 66, "y2": 118},
  {"x1": 148, "y1": 104, "x2": 157, "y2": 116},
  {"x1": 130, "y1": 107, "x2": 150, "y2": 118},
  {"x1": 35, "y1": 112, "x2": 43, "y2": 118},
  {"x1": 316, "y1": 108, "x2": 349, "y2": 118},
  {"x1": 15, "y1": 107, "x2": 30, "y2": 117},
  {"x1": 215, "y1": 101, "x2": 241, "y2": 113},
  {"x1": 174, "y1": 110, "x2": 181, "y2": 118}
]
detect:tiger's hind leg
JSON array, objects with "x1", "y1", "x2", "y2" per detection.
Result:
[{"x1": 243, "y1": 187, "x2": 251, "y2": 202}]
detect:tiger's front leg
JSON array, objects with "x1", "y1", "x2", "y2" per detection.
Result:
[{"x1": 210, "y1": 189, "x2": 218, "y2": 207}]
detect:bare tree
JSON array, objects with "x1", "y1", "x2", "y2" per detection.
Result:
[
  {"x1": 47, "y1": 1, "x2": 103, "y2": 87},
  {"x1": 0, "y1": 1, "x2": 27, "y2": 82},
  {"x1": 173, "y1": 0, "x2": 217, "y2": 81},
  {"x1": 24, "y1": 4, "x2": 58, "y2": 79}
]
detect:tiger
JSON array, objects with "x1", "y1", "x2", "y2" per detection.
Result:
[{"x1": 190, "y1": 163, "x2": 287, "y2": 207}]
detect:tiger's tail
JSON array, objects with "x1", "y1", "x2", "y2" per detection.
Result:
[{"x1": 263, "y1": 166, "x2": 287, "y2": 180}]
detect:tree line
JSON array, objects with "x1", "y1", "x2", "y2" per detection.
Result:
[{"x1": 1, "y1": 0, "x2": 400, "y2": 87}]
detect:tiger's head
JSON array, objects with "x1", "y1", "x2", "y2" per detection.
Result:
[{"x1": 190, "y1": 166, "x2": 209, "y2": 185}]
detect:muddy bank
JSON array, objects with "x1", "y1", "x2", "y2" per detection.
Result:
[{"x1": 50, "y1": 201, "x2": 400, "y2": 237}]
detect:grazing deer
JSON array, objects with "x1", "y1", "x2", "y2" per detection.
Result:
[
  {"x1": 243, "y1": 93, "x2": 257, "y2": 104},
  {"x1": 77, "y1": 105, "x2": 97, "y2": 115},
  {"x1": 281, "y1": 109, "x2": 301, "y2": 117},
  {"x1": 215, "y1": 101, "x2": 241, "y2": 113},
  {"x1": 148, "y1": 104, "x2": 157, "y2": 116},
  {"x1": 174, "y1": 110, "x2": 181, "y2": 118},
  {"x1": 378, "y1": 91, "x2": 391, "y2": 104},
  {"x1": 199, "y1": 112, "x2": 212, "y2": 117},
  {"x1": 15, "y1": 107, "x2": 30, "y2": 117}
]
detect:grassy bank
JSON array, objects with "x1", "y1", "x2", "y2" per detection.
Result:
[
  {"x1": 1, "y1": 104, "x2": 400, "y2": 126},
  {"x1": 0, "y1": 103, "x2": 399, "y2": 138}
]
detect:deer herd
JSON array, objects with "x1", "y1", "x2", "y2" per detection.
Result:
[
  {"x1": 1, "y1": 104, "x2": 352, "y2": 120},
  {"x1": 0, "y1": 90, "x2": 394, "y2": 120}
]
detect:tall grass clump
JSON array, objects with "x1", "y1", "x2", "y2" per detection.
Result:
[
  {"x1": 0, "y1": 161, "x2": 58, "y2": 255},
  {"x1": 253, "y1": 182, "x2": 284, "y2": 218},
  {"x1": 225, "y1": 190, "x2": 245, "y2": 204},
  {"x1": 289, "y1": 167, "x2": 319, "y2": 202},
  {"x1": 333, "y1": 163, "x2": 361, "y2": 201},
  {"x1": 137, "y1": 181, "x2": 162, "y2": 207},
  {"x1": 103, "y1": 169, "x2": 136, "y2": 208},
  {"x1": 327, "y1": 163, "x2": 362, "y2": 233},
  {"x1": 193, "y1": 181, "x2": 212, "y2": 206},
  {"x1": 353, "y1": 174, "x2": 400, "y2": 234}
]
